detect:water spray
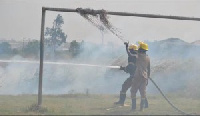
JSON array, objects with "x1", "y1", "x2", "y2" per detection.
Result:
[{"x1": 0, "y1": 60, "x2": 120, "y2": 69}]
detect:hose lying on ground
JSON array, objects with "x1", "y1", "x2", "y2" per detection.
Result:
[{"x1": 149, "y1": 77, "x2": 194, "y2": 115}]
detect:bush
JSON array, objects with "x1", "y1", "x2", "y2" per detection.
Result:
[{"x1": 25, "y1": 103, "x2": 48, "y2": 113}]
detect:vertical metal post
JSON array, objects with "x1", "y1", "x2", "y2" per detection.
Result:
[{"x1": 38, "y1": 7, "x2": 46, "y2": 107}]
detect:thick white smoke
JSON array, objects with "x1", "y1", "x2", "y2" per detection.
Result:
[{"x1": 0, "y1": 38, "x2": 200, "y2": 98}]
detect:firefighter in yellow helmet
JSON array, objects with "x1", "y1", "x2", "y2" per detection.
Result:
[
  {"x1": 130, "y1": 42, "x2": 150, "y2": 111},
  {"x1": 114, "y1": 42, "x2": 138, "y2": 106}
]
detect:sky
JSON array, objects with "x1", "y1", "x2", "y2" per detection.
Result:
[{"x1": 0, "y1": 0, "x2": 200, "y2": 45}]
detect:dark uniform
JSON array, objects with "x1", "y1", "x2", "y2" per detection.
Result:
[
  {"x1": 121, "y1": 44, "x2": 137, "y2": 94},
  {"x1": 114, "y1": 43, "x2": 137, "y2": 106}
]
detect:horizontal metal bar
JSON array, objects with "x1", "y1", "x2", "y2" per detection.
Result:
[
  {"x1": 44, "y1": 7, "x2": 77, "y2": 12},
  {"x1": 43, "y1": 7, "x2": 200, "y2": 21},
  {"x1": 107, "y1": 11, "x2": 200, "y2": 21}
]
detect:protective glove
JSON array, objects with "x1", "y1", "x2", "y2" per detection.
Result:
[
  {"x1": 120, "y1": 66, "x2": 125, "y2": 70},
  {"x1": 124, "y1": 42, "x2": 129, "y2": 47}
]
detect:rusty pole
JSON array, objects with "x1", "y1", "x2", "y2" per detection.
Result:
[
  {"x1": 43, "y1": 7, "x2": 200, "y2": 21},
  {"x1": 38, "y1": 7, "x2": 46, "y2": 107}
]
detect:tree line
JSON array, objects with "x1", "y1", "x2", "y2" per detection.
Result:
[{"x1": 0, "y1": 14, "x2": 84, "y2": 59}]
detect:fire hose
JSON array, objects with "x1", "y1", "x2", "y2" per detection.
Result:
[{"x1": 149, "y1": 77, "x2": 193, "y2": 115}]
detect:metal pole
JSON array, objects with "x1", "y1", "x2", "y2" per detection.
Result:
[
  {"x1": 42, "y1": 7, "x2": 200, "y2": 22},
  {"x1": 38, "y1": 7, "x2": 46, "y2": 107},
  {"x1": 107, "y1": 11, "x2": 200, "y2": 21},
  {"x1": 44, "y1": 7, "x2": 76, "y2": 12}
]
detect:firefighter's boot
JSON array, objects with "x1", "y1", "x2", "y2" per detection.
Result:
[
  {"x1": 131, "y1": 98, "x2": 136, "y2": 111},
  {"x1": 114, "y1": 93, "x2": 126, "y2": 106},
  {"x1": 144, "y1": 98, "x2": 148, "y2": 108},
  {"x1": 140, "y1": 98, "x2": 145, "y2": 111}
]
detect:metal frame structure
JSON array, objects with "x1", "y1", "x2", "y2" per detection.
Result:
[{"x1": 38, "y1": 7, "x2": 200, "y2": 107}]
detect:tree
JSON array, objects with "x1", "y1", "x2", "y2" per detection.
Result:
[
  {"x1": 69, "y1": 40, "x2": 80, "y2": 56},
  {"x1": 24, "y1": 40, "x2": 39, "y2": 56},
  {"x1": 0, "y1": 42, "x2": 12, "y2": 54},
  {"x1": 45, "y1": 14, "x2": 67, "y2": 58},
  {"x1": 69, "y1": 40, "x2": 85, "y2": 57}
]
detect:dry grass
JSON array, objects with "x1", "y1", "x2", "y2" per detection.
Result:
[{"x1": 0, "y1": 94, "x2": 199, "y2": 115}]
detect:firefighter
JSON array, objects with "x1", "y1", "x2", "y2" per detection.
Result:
[
  {"x1": 114, "y1": 42, "x2": 138, "y2": 106},
  {"x1": 130, "y1": 42, "x2": 150, "y2": 111}
]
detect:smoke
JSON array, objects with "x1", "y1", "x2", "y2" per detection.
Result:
[
  {"x1": 146, "y1": 39, "x2": 200, "y2": 97},
  {"x1": 148, "y1": 58, "x2": 200, "y2": 95},
  {"x1": 0, "y1": 55, "x2": 38, "y2": 94},
  {"x1": 0, "y1": 38, "x2": 200, "y2": 98},
  {"x1": 0, "y1": 43, "x2": 127, "y2": 95}
]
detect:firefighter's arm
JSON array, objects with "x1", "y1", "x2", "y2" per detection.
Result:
[
  {"x1": 146, "y1": 60, "x2": 150, "y2": 86},
  {"x1": 124, "y1": 42, "x2": 131, "y2": 56},
  {"x1": 124, "y1": 66, "x2": 129, "y2": 73},
  {"x1": 120, "y1": 66, "x2": 129, "y2": 73},
  {"x1": 147, "y1": 60, "x2": 150, "y2": 78}
]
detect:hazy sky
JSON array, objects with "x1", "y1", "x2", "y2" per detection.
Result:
[{"x1": 0, "y1": 0, "x2": 200, "y2": 45}]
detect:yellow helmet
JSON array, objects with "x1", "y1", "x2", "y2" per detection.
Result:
[
  {"x1": 129, "y1": 44, "x2": 138, "y2": 51},
  {"x1": 138, "y1": 41, "x2": 143, "y2": 48},
  {"x1": 138, "y1": 41, "x2": 143, "y2": 45},
  {"x1": 139, "y1": 42, "x2": 148, "y2": 51}
]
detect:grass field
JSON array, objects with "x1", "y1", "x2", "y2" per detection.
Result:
[{"x1": 0, "y1": 94, "x2": 199, "y2": 115}]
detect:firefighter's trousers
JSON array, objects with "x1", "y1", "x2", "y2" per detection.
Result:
[
  {"x1": 120, "y1": 77, "x2": 133, "y2": 94},
  {"x1": 130, "y1": 77, "x2": 147, "y2": 99}
]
